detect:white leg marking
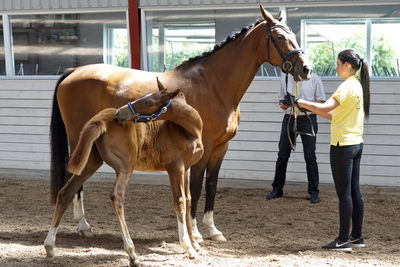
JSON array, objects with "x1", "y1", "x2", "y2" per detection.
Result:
[
  {"x1": 191, "y1": 217, "x2": 204, "y2": 243},
  {"x1": 202, "y1": 211, "x2": 226, "y2": 241},
  {"x1": 177, "y1": 218, "x2": 199, "y2": 259},
  {"x1": 73, "y1": 192, "x2": 92, "y2": 236},
  {"x1": 44, "y1": 227, "x2": 58, "y2": 258}
]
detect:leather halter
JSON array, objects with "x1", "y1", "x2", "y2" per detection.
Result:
[
  {"x1": 127, "y1": 99, "x2": 172, "y2": 123},
  {"x1": 266, "y1": 24, "x2": 315, "y2": 151},
  {"x1": 266, "y1": 24, "x2": 304, "y2": 73}
]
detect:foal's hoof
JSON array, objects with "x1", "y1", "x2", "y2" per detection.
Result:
[
  {"x1": 129, "y1": 257, "x2": 141, "y2": 267},
  {"x1": 44, "y1": 245, "x2": 55, "y2": 258},
  {"x1": 209, "y1": 233, "x2": 226, "y2": 242},
  {"x1": 78, "y1": 228, "x2": 94, "y2": 237},
  {"x1": 194, "y1": 235, "x2": 204, "y2": 243},
  {"x1": 193, "y1": 241, "x2": 201, "y2": 252},
  {"x1": 189, "y1": 250, "x2": 200, "y2": 260}
]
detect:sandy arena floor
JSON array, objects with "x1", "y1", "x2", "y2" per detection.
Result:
[{"x1": 0, "y1": 177, "x2": 399, "y2": 267}]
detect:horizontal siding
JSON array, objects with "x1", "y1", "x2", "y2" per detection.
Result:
[
  {"x1": 138, "y1": 0, "x2": 399, "y2": 8},
  {"x1": 0, "y1": 0, "x2": 128, "y2": 11},
  {"x1": 0, "y1": 78, "x2": 399, "y2": 187}
]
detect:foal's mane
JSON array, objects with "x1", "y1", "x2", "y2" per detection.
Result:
[{"x1": 175, "y1": 19, "x2": 264, "y2": 69}]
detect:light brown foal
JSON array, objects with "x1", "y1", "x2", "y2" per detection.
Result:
[{"x1": 44, "y1": 79, "x2": 204, "y2": 266}]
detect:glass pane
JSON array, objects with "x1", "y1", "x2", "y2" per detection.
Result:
[
  {"x1": 145, "y1": 9, "x2": 280, "y2": 76},
  {"x1": 291, "y1": 5, "x2": 400, "y2": 77},
  {"x1": 304, "y1": 21, "x2": 366, "y2": 76},
  {"x1": 0, "y1": 16, "x2": 5, "y2": 75},
  {"x1": 371, "y1": 20, "x2": 400, "y2": 77},
  {"x1": 10, "y1": 12, "x2": 127, "y2": 75}
]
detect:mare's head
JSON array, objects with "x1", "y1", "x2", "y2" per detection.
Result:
[
  {"x1": 115, "y1": 77, "x2": 180, "y2": 122},
  {"x1": 260, "y1": 6, "x2": 311, "y2": 81}
]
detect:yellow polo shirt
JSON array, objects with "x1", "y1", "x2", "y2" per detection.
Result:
[{"x1": 331, "y1": 75, "x2": 364, "y2": 146}]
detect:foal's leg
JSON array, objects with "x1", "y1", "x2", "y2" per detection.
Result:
[
  {"x1": 72, "y1": 148, "x2": 102, "y2": 237},
  {"x1": 203, "y1": 143, "x2": 229, "y2": 241},
  {"x1": 73, "y1": 187, "x2": 93, "y2": 237},
  {"x1": 167, "y1": 164, "x2": 199, "y2": 259},
  {"x1": 44, "y1": 156, "x2": 101, "y2": 258},
  {"x1": 184, "y1": 169, "x2": 201, "y2": 252},
  {"x1": 189, "y1": 156, "x2": 208, "y2": 243},
  {"x1": 110, "y1": 171, "x2": 140, "y2": 267}
]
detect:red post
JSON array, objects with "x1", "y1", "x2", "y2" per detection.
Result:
[{"x1": 128, "y1": 0, "x2": 141, "y2": 69}]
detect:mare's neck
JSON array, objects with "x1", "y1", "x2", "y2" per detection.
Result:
[
  {"x1": 176, "y1": 21, "x2": 267, "y2": 109},
  {"x1": 163, "y1": 99, "x2": 202, "y2": 140}
]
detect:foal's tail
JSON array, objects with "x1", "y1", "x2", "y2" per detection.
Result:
[
  {"x1": 68, "y1": 109, "x2": 114, "y2": 176},
  {"x1": 50, "y1": 68, "x2": 75, "y2": 204}
]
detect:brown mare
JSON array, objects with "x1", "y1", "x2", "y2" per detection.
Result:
[
  {"x1": 44, "y1": 80, "x2": 203, "y2": 264},
  {"x1": 48, "y1": 5, "x2": 311, "y2": 252}
]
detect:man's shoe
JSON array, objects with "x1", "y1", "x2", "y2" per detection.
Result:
[
  {"x1": 321, "y1": 238, "x2": 352, "y2": 252},
  {"x1": 350, "y1": 236, "x2": 365, "y2": 248},
  {"x1": 266, "y1": 189, "x2": 283, "y2": 200},
  {"x1": 310, "y1": 192, "x2": 321, "y2": 204}
]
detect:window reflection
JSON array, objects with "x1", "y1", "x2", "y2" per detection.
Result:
[{"x1": 10, "y1": 12, "x2": 128, "y2": 75}]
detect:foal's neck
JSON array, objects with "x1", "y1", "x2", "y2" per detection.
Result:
[{"x1": 164, "y1": 99, "x2": 202, "y2": 141}]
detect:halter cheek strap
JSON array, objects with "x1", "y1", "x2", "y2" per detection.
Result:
[
  {"x1": 127, "y1": 100, "x2": 172, "y2": 123},
  {"x1": 267, "y1": 24, "x2": 304, "y2": 73}
]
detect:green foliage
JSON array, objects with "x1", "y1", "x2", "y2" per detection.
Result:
[
  {"x1": 309, "y1": 32, "x2": 365, "y2": 76},
  {"x1": 114, "y1": 30, "x2": 129, "y2": 68},
  {"x1": 372, "y1": 36, "x2": 396, "y2": 76},
  {"x1": 309, "y1": 32, "x2": 398, "y2": 77},
  {"x1": 151, "y1": 39, "x2": 214, "y2": 72}
]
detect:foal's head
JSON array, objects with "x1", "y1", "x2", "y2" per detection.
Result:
[{"x1": 115, "y1": 77, "x2": 180, "y2": 122}]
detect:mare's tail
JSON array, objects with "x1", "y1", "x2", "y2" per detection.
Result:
[
  {"x1": 67, "y1": 109, "x2": 114, "y2": 176},
  {"x1": 50, "y1": 68, "x2": 75, "y2": 204}
]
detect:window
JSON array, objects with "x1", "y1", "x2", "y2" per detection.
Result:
[
  {"x1": 145, "y1": 9, "x2": 280, "y2": 76},
  {"x1": 9, "y1": 12, "x2": 128, "y2": 76},
  {"x1": 104, "y1": 25, "x2": 129, "y2": 67},
  {"x1": 293, "y1": 5, "x2": 400, "y2": 78}
]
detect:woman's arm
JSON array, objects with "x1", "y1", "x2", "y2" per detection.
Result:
[{"x1": 297, "y1": 97, "x2": 340, "y2": 120}]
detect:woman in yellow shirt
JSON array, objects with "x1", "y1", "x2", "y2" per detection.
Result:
[{"x1": 296, "y1": 49, "x2": 370, "y2": 252}]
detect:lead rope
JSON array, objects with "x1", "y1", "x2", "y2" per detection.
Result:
[{"x1": 285, "y1": 75, "x2": 316, "y2": 151}]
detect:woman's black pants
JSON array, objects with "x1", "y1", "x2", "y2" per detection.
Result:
[{"x1": 330, "y1": 143, "x2": 364, "y2": 241}]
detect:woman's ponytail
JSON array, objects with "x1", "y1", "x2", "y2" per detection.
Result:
[
  {"x1": 359, "y1": 58, "x2": 370, "y2": 117},
  {"x1": 338, "y1": 49, "x2": 370, "y2": 117}
]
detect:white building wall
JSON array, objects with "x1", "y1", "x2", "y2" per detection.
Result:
[
  {"x1": 1, "y1": 78, "x2": 399, "y2": 186},
  {"x1": 0, "y1": 0, "x2": 128, "y2": 11}
]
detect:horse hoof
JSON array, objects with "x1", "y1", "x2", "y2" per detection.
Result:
[
  {"x1": 194, "y1": 235, "x2": 204, "y2": 243},
  {"x1": 209, "y1": 233, "x2": 226, "y2": 242},
  {"x1": 193, "y1": 241, "x2": 201, "y2": 252},
  {"x1": 78, "y1": 229, "x2": 94, "y2": 237},
  {"x1": 129, "y1": 257, "x2": 141, "y2": 267},
  {"x1": 189, "y1": 250, "x2": 200, "y2": 260},
  {"x1": 44, "y1": 245, "x2": 55, "y2": 258}
]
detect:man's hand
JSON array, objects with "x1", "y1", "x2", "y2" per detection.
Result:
[
  {"x1": 284, "y1": 93, "x2": 309, "y2": 113},
  {"x1": 284, "y1": 93, "x2": 298, "y2": 106}
]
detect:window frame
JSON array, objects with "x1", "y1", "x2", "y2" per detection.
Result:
[
  {"x1": 301, "y1": 17, "x2": 400, "y2": 80},
  {"x1": 0, "y1": 8, "x2": 130, "y2": 79}
]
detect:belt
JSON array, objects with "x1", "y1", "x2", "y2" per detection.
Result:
[{"x1": 285, "y1": 114, "x2": 315, "y2": 118}]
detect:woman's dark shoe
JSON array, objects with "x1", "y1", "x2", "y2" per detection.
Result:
[{"x1": 321, "y1": 238, "x2": 352, "y2": 252}]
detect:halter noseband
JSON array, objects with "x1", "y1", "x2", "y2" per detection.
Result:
[
  {"x1": 127, "y1": 99, "x2": 172, "y2": 123},
  {"x1": 267, "y1": 24, "x2": 304, "y2": 73}
]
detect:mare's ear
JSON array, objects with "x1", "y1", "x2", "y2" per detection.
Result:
[
  {"x1": 260, "y1": 5, "x2": 275, "y2": 25},
  {"x1": 278, "y1": 8, "x2": 287, "y2": 24},
  {"x1": 156, "y1": 76, "x2": 166, "y2": 92}
]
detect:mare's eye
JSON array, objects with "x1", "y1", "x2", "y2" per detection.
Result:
[{"x1": 277, "y1": 35, "x2": 285, "y2": 40}]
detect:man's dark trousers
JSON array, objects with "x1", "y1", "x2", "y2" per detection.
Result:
[{"x1": 272, "y1": 114, "x2": 319, "y2": 194}]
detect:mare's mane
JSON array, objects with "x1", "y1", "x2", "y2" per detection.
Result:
[{"x1": 175, "y1": 19, "x2": 264, "y2": 69}]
